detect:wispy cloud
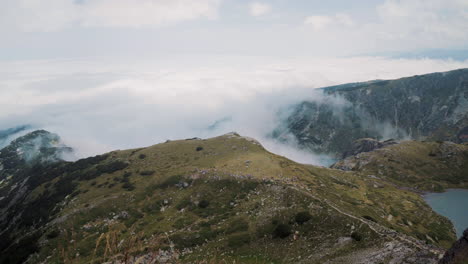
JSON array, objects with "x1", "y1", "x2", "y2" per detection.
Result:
[
  {"x1": 304, "y1": 13, "x2": 354, "y2": 31},
  {"x1": 0, "y1": 0, "x2": 222, "y2": 32},
  {"x1": 248, "y1": 2, "x2": 272, "y2": 17},
  {"x1": 303, "y1": 0, "x2": 468, "y2": 51}
]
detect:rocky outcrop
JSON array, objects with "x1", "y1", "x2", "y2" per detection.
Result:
[
  {"x1": 439, "y1": 228, "x2": 468, "y2": 264},
  {"x1": 342, "y1": 138, "x2": 398, "y2": 158},
  {"x1": 274, "y1": 68, "x2": 468, "y2": 156}
]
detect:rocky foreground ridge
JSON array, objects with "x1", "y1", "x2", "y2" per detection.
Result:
[{"x1": 439, "y1": 228, "x2": 468, "y2": 264}]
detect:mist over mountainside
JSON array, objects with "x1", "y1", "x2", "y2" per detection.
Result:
[
  {"x1": 0, "y1": 125, "x2": 33, "y2": 149},
  {"x1": 274, "y1": 68, "x2": 468, "y2": 157},
  {"x1": 2, "y1": 57, "x2": 468, "y2": 166}
]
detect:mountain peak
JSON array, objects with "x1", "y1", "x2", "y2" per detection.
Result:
[{"x1": 0, "y1": 129, "x2": 73, "y2": 171}]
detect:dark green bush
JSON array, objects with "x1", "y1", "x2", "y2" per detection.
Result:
[
  {"x1": 295, "y1": 211, "x2": 312, "y2": 225},
  {"x1": 225, "y1": 218, "x2": 249, "y2": 234},
  {"x1": 196, "y1": 146, "x2": 203, "y2": 151},
  {"x1": 351, "y1": 232, "x2": 362, "y2": 241},
  {"x1": 273, "y1": 223, "x2": 292, "y2": 238},
  {"x1": 46, "y1": 229, "x2": 60, "y2": 239},
  {"x1": 198, "y1": 200, "x2": 210, "y2": 208},
  {"x1": 122, "y1": 182, "x2": 135, "y2": 191},
  {"x1": 362, "y1": 215, "x2": 377, "y2": 222},
  {"x1": 139, "y1": 154, "x2": 147, "y2": 159},
  {"x1": 139, "y1": 170, "x2": 155, "y2": 176},
  {"x1": 170, "y1": 227, "x2": 216, "y2": 249},
  {"x1": 227, "y1": 232, "x2": 251, "y2": 248},
  {"x1": 173, "y1": 217, "x2": 196, "y2": 229},
  {"x1": 176, "y1": 197, "x2": 192, "y2": 210},
  {"x1": 156, "y1": 175, "x2": 183, "y2": 188}
]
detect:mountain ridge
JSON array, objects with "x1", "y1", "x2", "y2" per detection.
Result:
[
  {"x1": 0, "y1": 130, "x2": 464, "y2": 263},
  {"x1": 273, "y1": 68, "x2": 468, "y2": 157}
]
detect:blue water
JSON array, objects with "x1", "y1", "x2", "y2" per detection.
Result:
[{"x1": 424, "y1": 189, "x2": 468, "y2": 238}]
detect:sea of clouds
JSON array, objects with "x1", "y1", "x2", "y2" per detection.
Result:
[{"x1": 1, "y1": 55, "x2": 467, "y2": 165}]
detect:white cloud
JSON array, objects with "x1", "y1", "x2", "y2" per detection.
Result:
[
  {"x1": 304, "y1": 13, "x2": 354, "y2": 31},
  {"x1": 81, "y1": 0, "x2": 221, "y2": 28},
  {"x1": 376, "y1": 0, "x2": 468, "y2": 41},
  {"x1": 1, "y1": 56, "x2": 467, "y2": 165},
  {"x1": 248, "y1": 2, "x2": 272, "y2": 17},
  {"x1": 0, "y1": 0, "x2": 222, "y2": 32},
  {"x1": 300, "y1": 0, "x2": 468, "y2": 52}
]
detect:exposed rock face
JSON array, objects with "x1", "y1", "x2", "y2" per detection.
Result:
[
  {"x1": 274, "y1": 68, "x2": 468, "y2": 156},
  {"x1": 342, "y1": 138, "x2": 398, "y2": 158},
  {"x1": 439, "y1": 228, "x2": 468, "y2": 264}
]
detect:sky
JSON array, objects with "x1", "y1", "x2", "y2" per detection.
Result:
[
  {"x1": 2, "y1": 0, "x2": 468, "y2": 59},
  {"x1": 1, "y1": 0, "x2": 468, "y2": 165}
]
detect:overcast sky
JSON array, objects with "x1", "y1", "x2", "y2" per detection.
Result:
[
  {"x1": 2, "y1": 0, "x2": 468, "y2": 60},
  {"x1": 1, "y1": 0, "x2": 468, "y2": 164}
]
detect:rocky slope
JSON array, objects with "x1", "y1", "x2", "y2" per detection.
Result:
[
  {"x1": 0, "y1": 130, "x2": 73, "y2": 263},
  {"x1": 439, "y1": 228, "x2": 468, "y2": 264},
  {"x1": 0, "y1": 131, "x2": 459, "y2": 264},
  {"x1": 273, "y1": 68, "x2": 468, "y2": 157},
  {"x1": 341, "y1": 138, "x2": 398, "y2": 159}
]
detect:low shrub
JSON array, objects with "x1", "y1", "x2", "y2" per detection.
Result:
[
  {"x1": 295, "y1": 211, "x2": 312, "y2": 225},
  {"x1": 351, "y1": 232, "x2": 362, "y2": 241},
  {"x1": 198, "y1": 200, "x2": 210, "y2": 208},
  {"x1": 176, "y1": 197, "x2": 192, "y2": 210},
  {"x1": 227, "y1": 232, "x2": 251, "y2": 248},
  {"x1": 156, "y1": 175, "x2": 183, "y2": 188},
  {"x1": 139, "y1": 170, "x2": 155, "y2": 176},
  {"x1": 363, "y1": 215, "x2": 377, "y2": 222},
  {"x1": 122, "y1": 182, "x2": 135, "y2": 191},
  {"x1": 273, "y1": 223, "x2": 292, "y2": 239},
  {"x1": 225, "y1": 218, "x2": 249, "y2": 234},
  {"x1": 46, "y1": 229, "x2": 60, "y2": 239}
]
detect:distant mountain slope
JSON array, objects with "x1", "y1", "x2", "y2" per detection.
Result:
[
  {"x1": 273, "y1": 68, "x2": 468, "y2": 157},
  {"x1": 332, "y1": 140, "x2": 468, "y2": 192},
  {"x1": 0, "y1": 131, "x2": 458, "y2": 263},
  {"x1": 0, "y1": 125, "x2": 32, "y2": 148}
]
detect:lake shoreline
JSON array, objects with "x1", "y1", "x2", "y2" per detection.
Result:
[{"x1": 424, "y1": 189, "x2": 468, "y2": 238}]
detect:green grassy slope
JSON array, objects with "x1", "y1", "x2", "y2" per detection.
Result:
[
  {"x1": 0, "y1": 133, "x2": 457, "y2": 264},
  {"x1": 332, "y1": 141, "x2": 468, "y2": 192}
]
